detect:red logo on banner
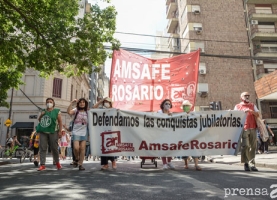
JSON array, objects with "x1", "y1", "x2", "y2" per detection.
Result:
[
  {"x1": 101, "y1": 131, "x2": 135, "y2": 154},
  {"x1": 109, "y1": 49, "x2": 200, "y2": 112}
]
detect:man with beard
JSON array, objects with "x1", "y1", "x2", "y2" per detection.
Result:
[{"x1": 234, "y1": 92, "x2": 259, "y2": 172}]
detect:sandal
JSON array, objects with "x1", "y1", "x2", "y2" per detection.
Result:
[
  {"x1": 184, "y1": 165, "x2": 189, "y2": 169},
  {"x1": 101, "y1": 165, "x2": 109, "y2": 170},
  {"x1": 73, "y1": 161, "x2": 79, "y2": 168},
  {"x1": 79, "y1": 165, "x2": 85, "y2": 170},
  {"x1": 195, "y1": 166, "x2": 202, "y2": 171}
]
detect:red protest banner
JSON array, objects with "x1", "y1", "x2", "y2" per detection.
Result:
[{"x1": 109, "y1": 49, "x2": 200, "y2": 112}]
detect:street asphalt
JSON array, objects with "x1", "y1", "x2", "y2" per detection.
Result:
[{"x1": 0, "y1": 149, "x2": 277, "y2": 200}]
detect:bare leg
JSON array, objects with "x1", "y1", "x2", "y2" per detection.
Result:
[
  {"x1": 184, "y1": 158, "x2": 188, "y2": 169},
  {"x1": 194, "y1": 158, "x2": 202, "y2": 171}
]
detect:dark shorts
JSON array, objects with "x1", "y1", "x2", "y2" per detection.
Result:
[{"x1": 34, "y1": 148, "x2": 39, "y2": 155}]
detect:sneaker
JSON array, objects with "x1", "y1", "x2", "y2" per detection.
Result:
[
  {"x1": 251, "y1": 166, "x2": 258, "y2": 171},
  {"x1": 56, "y1": 162, "x2": 62, "y2": 170},
  {"x1": 37, "y1": 165, "x2": 46, "y2": 171},
  {"x1": 167, "y1": 162, "x2": 175, "y2": 169},
  {"x1": 163, "y1": 164, "x2": 168, "y2": 170},
  {"x1": 264, "y1": 151, "x2": 269, "y2": 154},
  {"x1": 244, "y1": 163, "x2": 250, "y2": 171}
]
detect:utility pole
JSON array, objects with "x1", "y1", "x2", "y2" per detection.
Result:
[{"x1": 6, "y1": 88, "x2": 14, "y2": 140}]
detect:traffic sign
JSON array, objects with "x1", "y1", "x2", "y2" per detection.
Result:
[{"x1": 4, "y1": 119, "x2": 12, "y2": 127}]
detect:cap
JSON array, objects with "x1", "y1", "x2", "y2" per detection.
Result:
[
  {"x1": 104, "y1": 97, "x2": 112, "y2": 103},
  {"x1": 181, "y1": 100, "x2": 192, "y2": 108}
]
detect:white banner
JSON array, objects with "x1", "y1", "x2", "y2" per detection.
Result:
[{"x1": 89, "y1": 109, "x2": 246, "y2": 157}]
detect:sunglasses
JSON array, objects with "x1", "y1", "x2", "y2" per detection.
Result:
[
  {"x1": 165, "y1": 103, "x2": 171, "y2": 106},
  {"x1": 244, "y1": 95, "x2": 250, "y2": 97}
]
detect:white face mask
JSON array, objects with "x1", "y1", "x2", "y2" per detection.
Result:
[
  {"x1": 104, "y1": 102, "x2": 110, "y2": 108},
  {"x1": 46, "y1": 103, "x2": 53, "y2": 109},
  {"x1": 163, "y1": 104, "x2": 170, "y2": 110}
]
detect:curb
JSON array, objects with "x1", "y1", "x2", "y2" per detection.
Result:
[
  {"x1": 0, "y1": 161, "x2": 12, "y2": 166},
  {"x1": 255, "y1": 163, "x2": 277, "y2": 170}
]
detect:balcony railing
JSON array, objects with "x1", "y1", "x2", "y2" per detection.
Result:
[
  {"x1": 251, "y1": 27, "x2": 277, "y2": 35},
  {"x1": 249, "y1": 8, "x2": 277, "y2": 16},
  {"x1": 253, "y1": 46, "x2": 277, "y2": 54}
]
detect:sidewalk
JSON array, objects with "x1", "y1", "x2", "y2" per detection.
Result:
[
  {"x1": 1, "y1": 147, "x2": 276, "y2": 169},
  {"x1": 210, "y1": 146, "x2": 277, "y2": 170}
]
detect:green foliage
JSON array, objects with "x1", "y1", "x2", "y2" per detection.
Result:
[{"x1": 0, "y1": 0, "x2": 120, "y2": 107}]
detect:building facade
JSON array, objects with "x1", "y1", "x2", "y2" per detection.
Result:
[
  {"x1": 165, "y1": 0, "x2": 277, "y2": 141},
  {"x1": 0, "y1": 69, "x2": 91, "y2": 146},
  {"x1": 244, "y1": 0, "x2": 277, "y2": 132},
  {"x1": 166, "y1": 0, "x2": 255, "y2": 109}
]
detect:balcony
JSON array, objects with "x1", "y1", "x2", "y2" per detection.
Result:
[
  {"x1": 246, "y1": 0, "x2": 277, "y2": 3},
  {"x1": 166, "y1": 17, "x2": 178, "y2": 33},
  {"x1": 249, "y1": 8, "x2": 277, "y2": 22},
  {"x1": 166, "y1": 0, "x2": 176, "y2": 5},
  {"x1": 254, "y1": 70, "x2": 277, "y2": 100},
  {"x1": 168, "y1": 34, "x2": 180, "y2": 53},
  {"x1": 251, "y1": 27, "x2": 277, "y2": 41},
  {"x1": 253, "y1": 45, "x2": 277, "y2": 57},
  {"x1": 166, "y1": 2, "x2": 178, "y2": 19}
]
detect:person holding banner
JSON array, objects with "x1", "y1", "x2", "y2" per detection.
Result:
[
  {"x1": 67, "y1": 98, "x2": 89, "y2": 171},
  {"x1": 93, "y1": 97, "x2": 117, "y2": 170},
  {"x1": 234, "y1": 92, "x2": 259, "y2": 172},
  {"x1": 157, "y1": 99, "x2": 175, "y2": 170},
  {"x1": 180, "y1": 100, "x2": 202, "y2": 171}
]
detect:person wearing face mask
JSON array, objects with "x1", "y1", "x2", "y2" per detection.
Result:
[
  {"x1": 180, "y1": 100, "x2": 202, "y2": 171},
  {"x1": 157, "y1": 99, "x2": 175, "y2": 170},
  {"x1": 93, "y1": 97, "x2": 117, "y2": 170},
  {"x1": 36, "y1": 98, "x2": 63, "y2": 171},
  {"x1": 234, "y1": 92, "x2": 259, "y2": 172},
  {"x1": 67, "y1": 98, "x2": 89, "y2": 170}
]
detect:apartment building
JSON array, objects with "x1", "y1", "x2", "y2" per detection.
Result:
[
  {"x1": 166, "y1": 0, "x2": 255, "y2": 109},
  {"x1": 165, "y1": 0, "x2": 277, "y2": 140},
  {"x1": 244, "y1": 0, "x2": 277, "y2": 131}
]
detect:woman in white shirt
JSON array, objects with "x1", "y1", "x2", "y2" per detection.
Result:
[{"x1": 67, "y1": 98, "x2": 88, "y2": 170}]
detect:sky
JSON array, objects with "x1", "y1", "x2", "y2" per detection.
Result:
[{"x1": 88, "y1": 0, "x2": 167, "y2": 77}]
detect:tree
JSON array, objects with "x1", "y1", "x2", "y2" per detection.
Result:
[{"x1": 0, "y1": 0, "x2": 120, "y2": 107}]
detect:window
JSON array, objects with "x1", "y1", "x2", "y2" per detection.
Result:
[
  {"x1": 24, "y1": 75, "x2": 35, "y2": 95},
  {"x1": 270, "y1": 107, "x2": 277, "y2": 118},
  {"x1": 70, "y1": 85, "x2": 73, "y2": 101},
  {"x1": 264, "y1": 63, "x2": 277, "y2": 74},
  {"x1": 52, "y1": 78, "x2": 62, "y2": 98}
]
